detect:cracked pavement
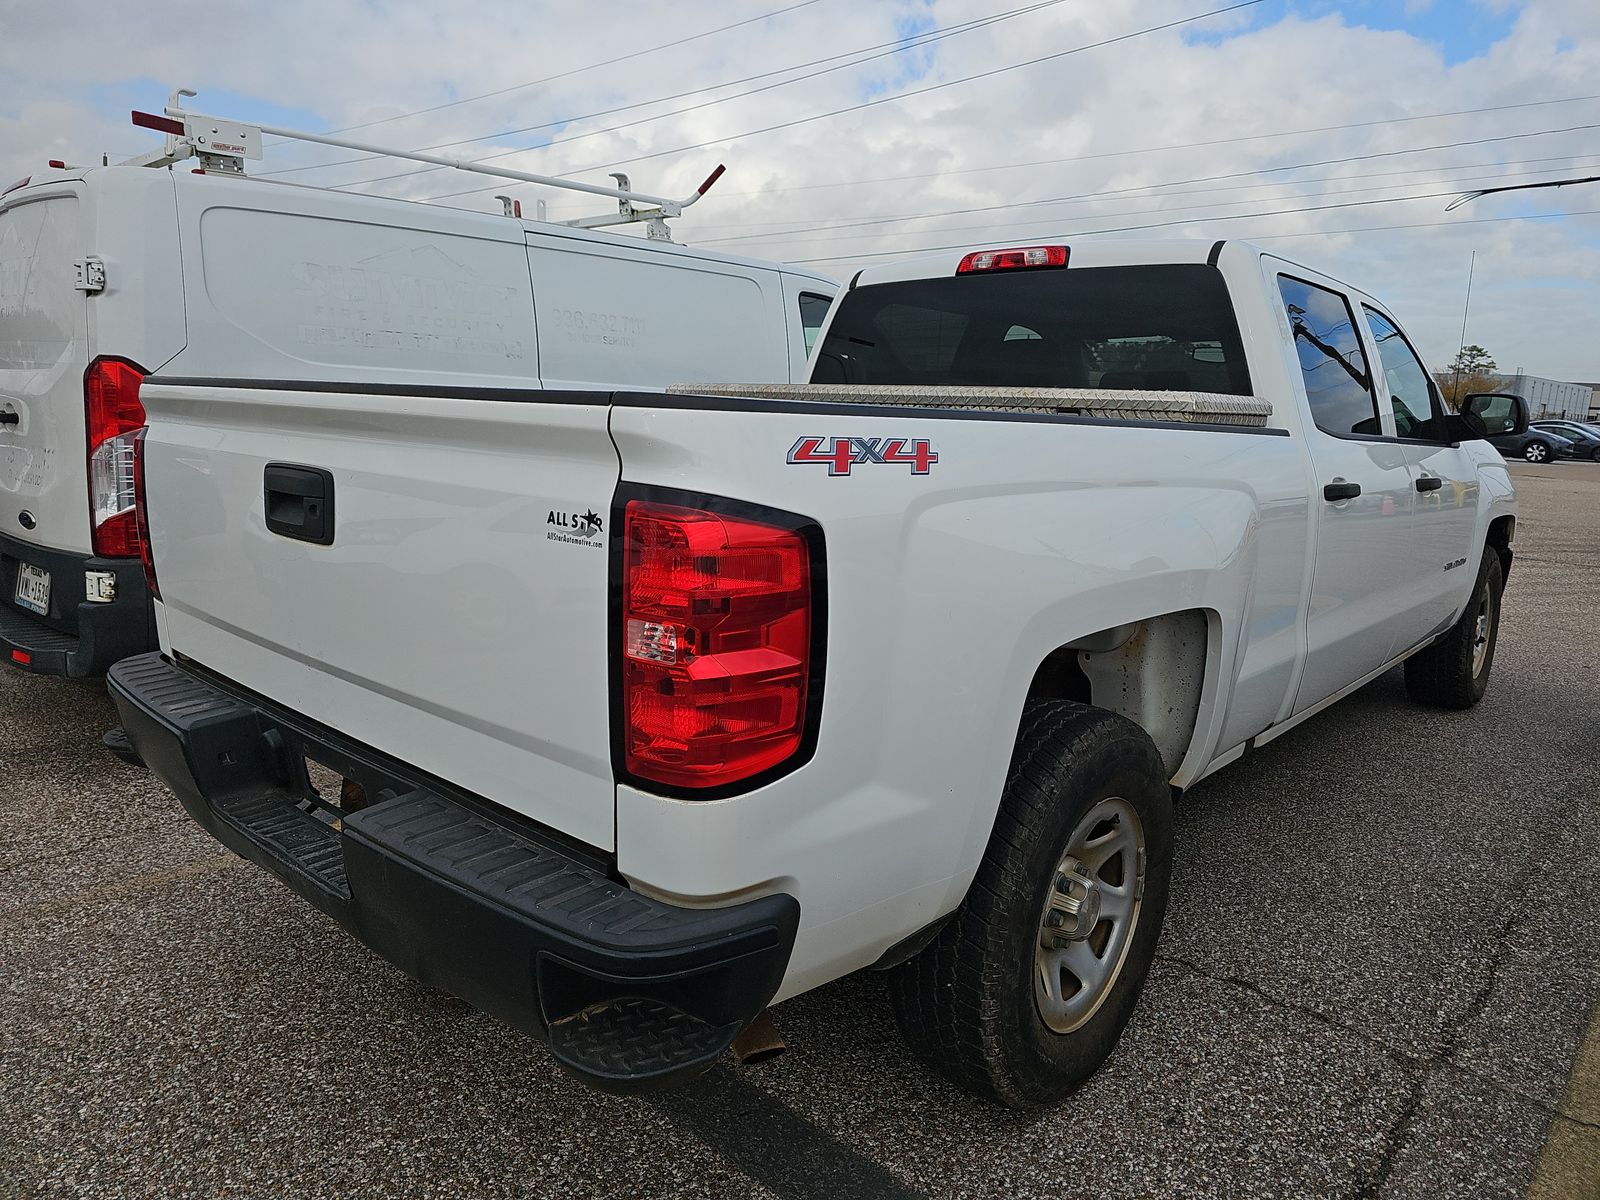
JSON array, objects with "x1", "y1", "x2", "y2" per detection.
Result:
[{"x1": 2, "y1": 461, "x2": 1597, "y2": 1199}]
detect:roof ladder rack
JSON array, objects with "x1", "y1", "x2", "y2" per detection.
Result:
[{"x1": 124, "y1": 88, "x2": 725, "y2": 240}]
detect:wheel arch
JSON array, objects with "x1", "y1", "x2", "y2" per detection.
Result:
[
  {"x1": 1487, "y1": 514, "x2": 1514, "y2": 582},
  {"x1": 1022, "y1": 608, "x2": 1220, "y2": 784}
]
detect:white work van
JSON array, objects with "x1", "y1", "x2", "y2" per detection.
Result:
[{"x1": 0, "y1": 155, "x2": 834, "y2": 675}]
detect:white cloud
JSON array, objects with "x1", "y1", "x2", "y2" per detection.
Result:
[{"x1": 2, "y1": 0, "x2": 1597, "y2": 379}]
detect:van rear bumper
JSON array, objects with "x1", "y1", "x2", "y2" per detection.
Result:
[
  {"x1": 107, "y1": 652, "x2": 798, "y2": 1093},
  {"x1": 0, "y1": 532, "x2": 154, "y2": 675}
]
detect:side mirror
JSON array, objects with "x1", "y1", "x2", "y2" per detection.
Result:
[{"x1": 1459, "y1": 393, "x2": 1529, "y2": 438}]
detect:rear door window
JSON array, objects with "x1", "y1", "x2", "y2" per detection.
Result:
[
  {"x1": 813, "y1": 264, "x2": 1253, "y2": 394},
  {"x1": 798, "y1": 292, "x2": 832, "y2": 355},
  {"x1": 0, "y1": 196, "x2": 80, "y2": 371},
  {"x1": 1277, "y1": 276, "x2": 1381, "y2": 437}
]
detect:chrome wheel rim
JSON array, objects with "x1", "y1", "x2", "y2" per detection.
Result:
[
  {"x1": 1471, "y1": 580, "x2": 1495, "y2": 678},
  {"x1": 1035, "y1": 797, "x2": 1146, "y2": 1034},
  {"x1": 1526, "y1": 443, "x2": 1547, "y2": 462}
]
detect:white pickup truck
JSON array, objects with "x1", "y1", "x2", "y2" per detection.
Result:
[{"x1": 111, "y1": 236, "x2": 1524, "y2": 1106}]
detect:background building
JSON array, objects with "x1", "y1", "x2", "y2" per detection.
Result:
[{"x1": 1503, "y1": 373, "x2": 1594, "y2": 420}]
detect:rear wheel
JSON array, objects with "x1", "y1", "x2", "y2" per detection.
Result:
[
  {"x1": 1523, "y1": 440, "x2": 1552, "y2": 463},
  {"x1": 888, "y1": 700, "x2": 1173, "y2": 1108},
  {"x1": 1404, "y1": 545, "x2": 1503, "y2": 709},
  {"x1": 1590, "y1": 446, "x2": 1600, "y2": 463}
]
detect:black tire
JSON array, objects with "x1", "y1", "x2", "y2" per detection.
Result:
[
  {"x1": 1590, "y1": 446, "x2": 1600, "y2": 463},
  {"x1": 1403, "y1": 545, "x2": 1504, "y2": 709},
  {"x1": 888, "y1": 700, "x2": 1173, "y2": 1108},
  {"x1": 1523, "y1": 440, "x2": 1552, "y2": 463}
]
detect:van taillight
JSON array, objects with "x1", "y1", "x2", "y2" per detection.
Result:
[
  {"x1": 620, "y1": 498, "x2": 820, "y2": 792},
  {"x1": 132, "y1": 430, "x2": 158, "y2": 600},
  {"x1": 84, "y1": 358, "x2": 147, "y2": 558}
]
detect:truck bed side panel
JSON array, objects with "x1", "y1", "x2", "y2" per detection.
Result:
[{"x1": 607, "y1": 399, "x2": 1308, "y2": 999}]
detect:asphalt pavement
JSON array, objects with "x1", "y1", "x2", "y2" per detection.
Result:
[{"x1": 2, "y1": 461, "x2": 1597, "y2": 1200}]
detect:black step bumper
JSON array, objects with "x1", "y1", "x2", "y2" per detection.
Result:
[
  {"x1": 0, "y1": 531, "x2": 155, "y2": 676},
  {"x1": 107, "y1": 652, "x2": 799, "y2": 1093}
]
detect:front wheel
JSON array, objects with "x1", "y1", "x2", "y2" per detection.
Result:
[
  {"x1": 888, "y1": 700, "x2": 1173, "y2": 1108},
  {"x1": 1404, "y1": 546, "x2": 1504, "y2": 708},
  {"x1": 1524, "y1": 441, "x2": 1551, "y2": 463}
]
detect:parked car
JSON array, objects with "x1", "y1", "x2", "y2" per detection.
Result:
[
  {"x1": 1531, "y1": 419, "x2": 1600, "y2": 461},
  {"x1": 112, "y1": 230, "x2": 1522, "y2": 1107},
  {"x1": 1489, "y1": 422, "x2": 1574, "y2": 463},
  {"x1": 0, "y1": 161, "x2": 834, "y2": 675}
]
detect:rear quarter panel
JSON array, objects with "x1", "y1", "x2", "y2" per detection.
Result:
[{"x1": 609, "y1": 399, "x2": 1307, "y2": 999}]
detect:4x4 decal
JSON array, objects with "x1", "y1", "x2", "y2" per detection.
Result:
[{"x1": 787, "y1": 436, "x2": 939, "y2": 476}]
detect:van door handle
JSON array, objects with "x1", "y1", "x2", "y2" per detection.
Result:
[
  {"x1": 1323, "y1": 481, "x2": 1361, "y2": 502},
  {"x1": 264, "y1": 464, "x2": 336, "y2": 545},
  {"x1": 0, "y1": 410, "x2": 18, "y2": 426},
  {"x1": 1415, "y1": 476, "x2": 1444, "y2": 492}
]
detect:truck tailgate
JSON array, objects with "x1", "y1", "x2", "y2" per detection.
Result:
[{"x1": 139, "y1": 382, "x2": 620, "y2": 850}]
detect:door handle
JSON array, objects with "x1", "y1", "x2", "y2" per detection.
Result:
[
  {"x1": 1323, "y1": 481, "x2": 1361, "y2": 502},
  {"x1": 0, "y1": 410, "x2": 17, "y2": 426},
  {"x1": 264, "y1": 464, "x2": 336, "y2": 545},
  {"x1": 1415, "y1": 476, "x2": 1444, "y2": 492}
]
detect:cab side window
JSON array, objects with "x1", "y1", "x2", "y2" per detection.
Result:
[
  {"x1": 1278, "y1": 276, "x2": 1380, "y2": 437},
  {"x1": 1364, "y1": 307, "x2": 1444, "y2": 441}
]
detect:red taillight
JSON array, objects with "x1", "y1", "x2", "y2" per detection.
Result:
[
  {"x1": 132, "y1": 430, "x2": 159, "y2": 600},
  {"x1": 84, "y1": 358, "x2": 147, "y2": 558},
  {"x1": 956, "y1": 245, "x2": 1069, "y2": 274},
  {"x1": 620, "y1": 499, "x2": 818, "y2": 792}
]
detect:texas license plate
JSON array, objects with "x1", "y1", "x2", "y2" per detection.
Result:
[{"x1": 14, "y1": 561, "x2": 50, "y2": 615}]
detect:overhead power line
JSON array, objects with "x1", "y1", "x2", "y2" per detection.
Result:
[
  {"x1": 414, "y1": 0, "x2": 1271, "y2": 204},
  {"x1": 267, "y1": 0, "x2": 827, "y2": 147},
  {"x1": 708, "y1": 162, "x2": 1600, "y2": 253},
  {"x1": 1446, "y1": 171, "x2": 1600, "y2": 210},
  {"x1": 785, "y1": 180, "x2": 1595, "y2": 264},
  {"x1": 681, "y1": 150, "x2": 1600, "y2": 234},
  {"x1": 1248, "y1": 207, "x2": 1600, "y2": 242},
  {"x1": 321, "y1": 0, "x2": 1075, "y2": 189},
  {"x1": 686, "y1": 93, "x2": 1600, "y2": 213},
  {"x1": 691, "y1": 120, "x2": 1600, "y2": 247}
]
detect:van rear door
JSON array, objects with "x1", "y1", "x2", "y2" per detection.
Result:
[{"x1": 0, "y1": 187, "x2": 90, "y2": 557}]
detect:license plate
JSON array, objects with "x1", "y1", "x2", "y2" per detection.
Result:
[{"x1": 14, "y1": 562, "x2": 50, "y2": 615}]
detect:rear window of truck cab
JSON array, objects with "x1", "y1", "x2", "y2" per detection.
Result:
[{"x1": 812, "y1": 264, "x2": 1252, "y2": 395}]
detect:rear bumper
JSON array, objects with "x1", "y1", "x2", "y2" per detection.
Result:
[
  {"x1": 107, "y1": 652, "x2": 799, "y2": 1093},
  {"x1": 0, "y1": 531, "x2": 155, "y2": 675}
]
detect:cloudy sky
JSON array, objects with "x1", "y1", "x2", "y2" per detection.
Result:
[{"x1": 3, "y1": 0, "x2": 1596, "y2": 381}]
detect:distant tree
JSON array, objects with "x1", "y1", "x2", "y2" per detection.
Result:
[
  {"x1": 1449, "y1": 345, "x2": 1497, "y2": 376},
  {"x1": 1438, "y1": 344, "x2": 1503, "y2": 409}
]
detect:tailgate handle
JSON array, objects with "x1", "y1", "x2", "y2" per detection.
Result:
[{"x1": 264, "y1": 464, "x2": 335, "y2": 546}]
